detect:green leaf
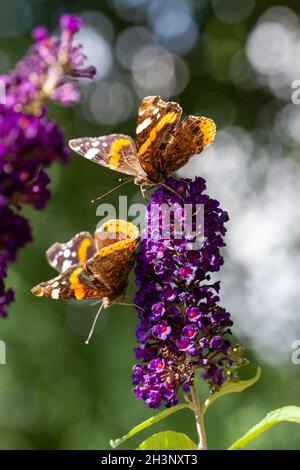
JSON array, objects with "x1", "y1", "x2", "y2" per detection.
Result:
[
  {"x1": 110, "y1": 403, "x2": 191, "y2": 449},
  {"x1": 228, "y1": 405, "x2": 300, "y2": 450},
  {"x1": 202, "y1": 367, "x2": 262, "y2": 415},
  {"x1": 136, "y1": 431, "x2": 198, "y2": 450}
]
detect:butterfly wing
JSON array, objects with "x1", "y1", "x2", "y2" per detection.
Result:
[
  {"x1": 94, "y1": 219, "x2": 139, "y2": 251},
  {"x1": 31, "y1": 263, "x2": 110, "y2": 300},
  {"x1": 69, "y1": 134, "x2": 142, "y2": 177},
  {"x1": 159, "y1": 116, "x2": 216, "y2": 174},
  {"x1": 88, "y1": 219, "x2": 139, "y2": 302},
  {"x1": 32, "y1": 220, "x2": 139, "y2": 303},
  {"x1": 46, "y1": 232, "x2": 96, "y2": 273},
  {"x1": 136, "y1": 96, "x2": 182, "y2": 181},
  {"x1": 87, "y1": 238, "x2": 138, "y2": 303}
]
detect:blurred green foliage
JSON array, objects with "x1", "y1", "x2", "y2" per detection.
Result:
[{"x1": 1, "y1": 0, "x2": 300, "y2": 450}]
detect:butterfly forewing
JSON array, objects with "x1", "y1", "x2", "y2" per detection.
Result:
[
  {"x1": 135, "y1": 96, "x2": 182, "y2": 181},
  {"x1": 31, "y1": 263, "x2": 110, "y2": 300},
  {"x1": 69, "y1": 134, "x2": 141, "y2": 177},
  {"x1": 47, "y1": 232, "x2": 96, "y2": 273}
]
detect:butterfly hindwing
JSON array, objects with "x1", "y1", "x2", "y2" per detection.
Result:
[
  {"x1": 159, "y1": 116, "x2": 217, "y2": 174},
  {"x1": 136, "y1": 96, "x2": 182, "y2": 181},
  {"x1": 94, "y1": 219, "x2": 139, "y2": 251},
  {"x1": 69, "y1": 134, "x2": 141, "y2": 177},
  {"x1": 46, "y1": 232, "x2": 96, "y2": 273},
  {"x1": 87, "y1": 237, "x2": 137, "y2": 302},
  {"x1": 89, "y1": 220, "x2": 139, "y2": 301}
]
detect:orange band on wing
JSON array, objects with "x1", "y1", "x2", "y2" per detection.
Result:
[
  {"x1": 78, "y1": 238, "x2": 92, "y2": 264},
  {"x1": 69, "y1": 267, "x2": 86, "y2": 299},
  {"x1": 108, "y1": 138, "x2": 132, "y2": 167},
  {"x1": 138, "y1": 112, "x2": 178, "y2": 156}
]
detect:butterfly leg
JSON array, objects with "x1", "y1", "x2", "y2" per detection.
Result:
[
  {"x1": 118, "y1": 302, "x2": 145, "y2": 312},
  {"x1": 140, "y1": 185, "x2": 151, "y2": 201},
  {"x1": 160, "y1": 181, "x2": 184, "y2": 202},
  {"x1": 91, "y1": 178, "x2": 134, "y2": 203},
  {"x1": 85, "y1": 301, "x2": 104, "y2": 344}
]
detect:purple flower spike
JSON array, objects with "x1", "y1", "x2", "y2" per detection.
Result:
[
  {"x1": 132, "y1": 177, "x2": 248, "y2": 408},
  {"x1": 4, "y1": 13, "x2": 95, "y2": 112},
  {"x1": 0, "y1": 13, "x2": 95, "y2": 317}
]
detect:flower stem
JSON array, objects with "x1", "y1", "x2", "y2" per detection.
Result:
[{"x1": 189, "y1": 385, "x2": 207, "y2": 450}]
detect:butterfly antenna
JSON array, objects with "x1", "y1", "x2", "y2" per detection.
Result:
[
  {"x1": 89, "y1": 300, "x2": 102, "y2": 306},
  {"x1": 91, "y1": 178, "x2": 134, "y2": 204},
  {"x1": 118, "y1": 302, "x2": 145, "y2": 312},
  {"x1": 85, "y1": 302, "x2": 104, "y2": 344},
  {"x1": 160, "y1": 182, "x2": 184, "y2": 201}
]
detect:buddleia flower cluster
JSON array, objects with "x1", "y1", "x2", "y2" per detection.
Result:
[
  {"x1": 0, "y1": 14, "x2": 96, "y2": 317},
  {"x1": 132, "y1": 177, "x2": 247, "y2": 408}
]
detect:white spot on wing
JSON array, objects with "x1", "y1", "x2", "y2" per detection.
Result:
[
  {"x1": 63, "y1": 248, "x2": 71, "y2": 258},
  {"x1": 85, "y1": 148, "x2": 99, "y2": 159},
  {"x1": 136, "y1": 117, "x2": 152, "y2": 134},
  {"x1": 51, "y1": 288, "x2": 60, "y2": 299},
  {"x1": 92, "y1": 141, "x2": 100, "y2": 147},
  {"x1": 62, "y1": 260, "x2": 72, "y2": 271}
]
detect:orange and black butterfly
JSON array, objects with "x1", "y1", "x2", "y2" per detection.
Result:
[
  {"x1": 31, "y1": 220, "x2": 139, "y2": 309},
  {"x1": 69, "y1": 95, "x2": 216, "y2": 190}
]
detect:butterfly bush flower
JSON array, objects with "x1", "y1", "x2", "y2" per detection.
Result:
[
  {"x1": 3, "y1": 13, "x2": 96, "y2": 113},
  {"x1": 132, "y1": 177, "x2": 247, "y2": 408},
  {"x1": 0, "y1": 14, "x2": 96, "y2": 317}
]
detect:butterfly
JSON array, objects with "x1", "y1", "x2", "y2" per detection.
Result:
[
  {"x1": 31, "y1": 219, "x2": 139, "y2": 309},
  {"x1": 69, "y1": 95, "x2": 216, "y2": 192}
]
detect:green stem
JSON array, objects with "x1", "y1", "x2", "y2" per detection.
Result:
[{"x1": 189, "y1": 385, "x2": 207, "y2": 450}]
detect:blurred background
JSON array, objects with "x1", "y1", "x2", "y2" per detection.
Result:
[{"x1": 1, "y1": 0, "x2": 300, "y2": 450}]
